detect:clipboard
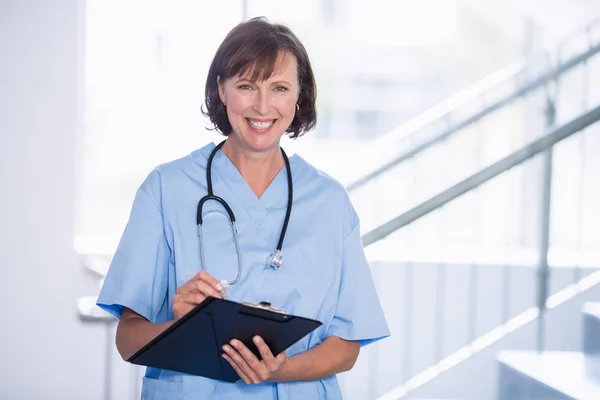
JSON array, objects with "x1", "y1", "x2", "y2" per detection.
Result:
[{"x1": 127, "y1": 297, "x2": 322, "y2": 382}]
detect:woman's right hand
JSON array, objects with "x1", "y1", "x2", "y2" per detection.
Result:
[{"x1": 172, "y1": 271, "x2": 226, "y2": 320}]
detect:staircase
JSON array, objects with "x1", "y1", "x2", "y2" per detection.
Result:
[
  {"x1": 498, "y1": 302, "x2": 600, "y2": 399},
  {"x1": 348, "y1": 13, "x2": 600, "y2": 397}
]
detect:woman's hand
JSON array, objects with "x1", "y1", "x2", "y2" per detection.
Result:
[
  {"x1": 172, "y1": 271, "x2": 225, "y2": 320},
  {"x1": 222, "y1": 336, "x2": 287, "y2": 384}
]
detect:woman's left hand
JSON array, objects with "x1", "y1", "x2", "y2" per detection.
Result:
[{"x1": 222, "y1": 336, "x2": 287, "y2": 384}]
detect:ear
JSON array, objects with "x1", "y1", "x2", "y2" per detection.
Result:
[{"x1": 217, "y1": 75, "x2": 226, "y2": 105}]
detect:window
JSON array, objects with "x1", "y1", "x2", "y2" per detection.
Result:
[{"x1": 77, "y1": 1, "x2": 494, "y2": 256}]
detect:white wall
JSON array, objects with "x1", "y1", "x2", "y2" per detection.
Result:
[{"x1": 0, "y1": 1, "x2": 120, "y2": 399}]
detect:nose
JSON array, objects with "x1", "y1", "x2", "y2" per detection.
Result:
[{"x1": 253, "y1": 91, "x2": 271, "y2": 115}]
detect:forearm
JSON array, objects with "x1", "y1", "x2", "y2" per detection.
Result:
[
  {"x1": 115, "y1": 312, "x2": 174, "y2": 361},
  {"x1": 272, "y1": 336, "x2": 359, "y2": 382}
]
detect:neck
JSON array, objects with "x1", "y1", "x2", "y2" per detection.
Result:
[{"x1": 220, "y1": 138, "x2": 285, "y2": 197}]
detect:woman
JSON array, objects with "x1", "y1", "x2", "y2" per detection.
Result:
[{"x1": 97, "y1": 16, "x2": 389, "y2": 399}]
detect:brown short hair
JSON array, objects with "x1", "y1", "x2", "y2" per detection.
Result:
[{"x1": 202, "y1": 17, "x2": 317, "y2": 139}]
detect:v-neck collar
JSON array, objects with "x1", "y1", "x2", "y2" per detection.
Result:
[
  {"x1": 193, "y1": 142, "x2": 304, "y2": 228},
  {"x1": 212, "y1": 148, "x2": 289, "y2": 210}
]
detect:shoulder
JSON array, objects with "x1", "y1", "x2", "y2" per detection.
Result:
[
  {"x1": 291, "y1": 153, "x2": 359, "y2": 234},
  {"x1": 154, "y1": 141, "x2": 215, "y2": 178},
  {"x1": 137, "y1": 142, "x2": 216, "y2": 208},
  {"x1": 293, "y1": 155, "x2": 348, "y2": 198}
]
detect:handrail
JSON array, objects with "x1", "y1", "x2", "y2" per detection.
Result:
[
  {"x1": 361, "y1": 103, "x2": 600, "y2": 247},
  {"x1": 345, "y1": 60, "x2": 525, "y2": 191},
  {"x1": 347, "y1": 41, "x2": 600, "y2": 193},
  {"x1": 367, "y1": 14, "x2": 600, "y2": 158},
  {"x1": 369, "y1": 60, "x2": 526, "y2": 152}
]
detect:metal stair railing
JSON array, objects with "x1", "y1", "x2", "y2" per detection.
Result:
[
  {"x1": 345, "y1": 61, "x2": 526, "y2": 191},
  {"x1": 361, "y1": 103, "x2": 600, "y2": 247},
  {"x1": 363, "y1": 103, "x2": 600, "y2": 400},
  {"x1": 347, "y1": 18, "x2": 600, "y2": 193}
]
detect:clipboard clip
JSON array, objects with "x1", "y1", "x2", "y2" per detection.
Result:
[{"x1": 241, "y1": 301, "x2": 287, "y2": 315}]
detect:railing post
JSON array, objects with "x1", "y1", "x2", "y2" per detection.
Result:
[
  {"x1": 241, "y1": 0, "x2": 248, "y2": 21},
  {"x1": 536, "y1": 86, "x2": 556, "y2": 353}
]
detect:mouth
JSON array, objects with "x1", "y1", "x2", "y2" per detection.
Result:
[{"x1": 246, "y1": 118, "x2": 276, "y2": 133}]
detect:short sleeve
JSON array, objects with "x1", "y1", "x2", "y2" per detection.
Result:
[
  {"x1": 96, "y1": 177, "x2": 170, "y2": 322},
  {"x1": 326, "y1": 216, "x2": 390, "y2": 347}
]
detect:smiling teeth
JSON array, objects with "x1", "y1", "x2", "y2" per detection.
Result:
[{"x1": 248, "y1": 119, "x2": 274, "y2": 129}]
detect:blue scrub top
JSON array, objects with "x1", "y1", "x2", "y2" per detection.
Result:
[{"x1": 97, "y1": 142, "x2": 390, "y2": 400}]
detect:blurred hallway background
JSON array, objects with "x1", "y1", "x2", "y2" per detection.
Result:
[{"x1": 2, "y1": 1, "x2": 600, "y2": 399}]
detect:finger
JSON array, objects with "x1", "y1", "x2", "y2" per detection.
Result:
[
  {"x1": 252, "y1": 336, "x2": 276, "y2": 365},
  {"x1": 175, "y1": 292, "x2": 207, "y2": 306},
  {"x1": 172, "y1": 292, "x2": 195, "y2": 316},
  {"x1": 195, "y1": 280, "x2": 223, "y2": 298},
  {"x1": 275, "y1": 352, "x2": 286, "y2": 363},
  {"x1": 194, "y1": 270, "x2": 219, "y2": 287},
  {"x1": 230, "y1": 340, "x2": 271, "y2": 381},
  {"x1": 183, "y1": 280, "x2": 221, "y2": 299},
  {"x1": 222, "y1": 353, "x2": 252, "y2": 384},
  {"x1": 195, "y1": 271, "x2": 227, "y2": 297},
  {"x1": 223, "y1": 344, "x2": 261, "y2": 384},
  {"x1": 223, "y1": 345, "x2": 259, "y2": 383}
]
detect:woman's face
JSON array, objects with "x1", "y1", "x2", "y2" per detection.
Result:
[{"x1": 218, "y1": 52, "x2": 300, "y2": 154}]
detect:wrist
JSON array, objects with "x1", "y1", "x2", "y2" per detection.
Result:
[{"x1": 268, "y1": 354, "x2": 294, "y2": 383}]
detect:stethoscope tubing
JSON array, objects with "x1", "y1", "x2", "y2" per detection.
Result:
[{"x1": 196, "y1": 140, "x2": 293, "y2": 287}]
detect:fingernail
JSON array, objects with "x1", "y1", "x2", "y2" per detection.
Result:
[
  {"x1": 253, "y1": 336, "x2": 260, "y2": 344},
  {"x1": 222, "y1": 345, "x2": 229, "y2": 352},
  {"x1": 216, "y1": 283, "x2": 223, "y2": 291},
  {"x1": 230, "y1": 340, "x2": 239, "y2": 347}
]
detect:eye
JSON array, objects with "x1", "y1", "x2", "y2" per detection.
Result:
[
  {"x1": 274, "y1": 86, "x2": 288, "y2": 92},
  {"x1": 237, "y1": 84, "x2": 253, "y2": 91}
]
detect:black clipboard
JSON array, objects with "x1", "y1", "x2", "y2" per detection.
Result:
[{"x1": 127, "y1": 297, "x2": 322, "y2": 382}]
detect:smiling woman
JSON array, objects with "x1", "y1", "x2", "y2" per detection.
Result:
[
  {"x1": 202, "y1": 17, "x2": 316, "y2": 143},
  {"x1": 202, "y1": 17, "x2": 318, "y2": 197},
  {"x1": 215, "y1": 53, "x2": 300, "y2": 164},
  {"x1": 96, "y1": 16, "x2": 389, "y2": 400}
]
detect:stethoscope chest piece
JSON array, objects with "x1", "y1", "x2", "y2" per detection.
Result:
[{"x1": 266, "y1": 250, "x2": 283, "y2": 270}]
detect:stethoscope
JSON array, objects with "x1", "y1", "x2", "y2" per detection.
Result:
[{"x1": 197, "y1": 140, "x2": 293, "y2": 288}]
